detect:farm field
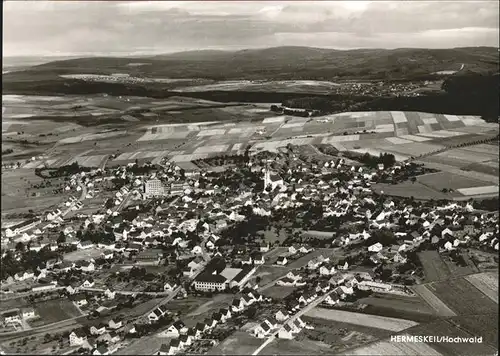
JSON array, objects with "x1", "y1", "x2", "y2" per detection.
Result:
[
  {"x1": 449, "y1": 314, "x2": 499, "y2": 347},
  {"x1": 261, "y1": 337, "x2": 335, "y2": 355},
  {"x1": 209, "y1": 331, "x2": 264, "y2": 355},
  {"x1": 30, "y1": 299, "x2": 82, "y2": 327},
  {"x1": 411, "y1": 284, "x2": 456, "y2": 317},
  {"x1": 345, "y1": 336, "x2": 441, "y2": 356},
  {"x1": 371, "y1": 182, "x2": 448, "y2": 201},
  {"x1": 116, "y1": 336, "x2": 165, "y2": 355},
  {"x1": 464, "y1": 272, "x2": 498, "y2": 303},
  {"x1": 261, "y1": 285, "x2": 296, "y2": 300},
  {"x1": 441, "y1": 252, "x2": 479, "y2": 277},
  {"x1": 63, "y1": 247, "x2": 103, "y2": 262},
  {"x1": 301, "y1": 316, "x2": 392, "y2": 353},
  {"x1": 416, "y1": 171, "x2": 493, "y2": 192},
  {"x1": 305, "y1": 307, "x2": 418, "y2": 332},
  {"x1": 357, "y1": 293, "x2": 435, "y2": 318},
  {"x1": 417, "y1": 250, "x2": 451, "y2": 282},
  {"x1": 252, "y1": 265, "x2": 290, "y2": 287},
  {"x1": 426, "y1": 277, "x2": 498, "y2": 315}
]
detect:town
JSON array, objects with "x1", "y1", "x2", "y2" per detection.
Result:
[{"x1": 1, "y1": 143, "x2": 498, "y2": 355}]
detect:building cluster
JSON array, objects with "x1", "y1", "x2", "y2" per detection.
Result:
[{"x1": 0, "y1": 145, "x2": 498, "y2": 355}]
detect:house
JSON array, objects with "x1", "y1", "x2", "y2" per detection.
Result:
[
  {"x1": 90, "y1": 325, "x2": 107, "y2": 335},
  {"x1": 278, "y1": 323, "x2": 295, "y2": 339},
  {"x1": 329, "y1": 274, "x2": 345, "y2": 286},
  {"x1": 22, "y1": 308, "x2": 36, "y2": 320},
  {"x1": 307, "y1": 255, "x2": 328, "y2": 270},
  {"x1": 368, "y1": 242, "x2": 383, "y2": 252},
  {"x1": 81, "y1": 279, "x2": 95, "y2": 288},
  {"x1": 231, "y1": 298, "x2": 245, "y2": 313},
  {"x1": 148, "y1": 306, "x2": 168, "y2": 323},
  {"x1": 247, "y1": 291, "x2": 263, "y2": 303},
  {"x1": 69, "y1": 331, "x2": 87, "y2": 346},
  {"x1": 195, "y1": 322, "x2": 209, "y2": 333},
  {"x1": 14, "y1": 270, "x2": 35, "y2": 281},
  {"x1": 75, "y1": 297, "x2": 88, "y2": 308},
  {"x1": 104, "y1": 288, "x2": 116, "y2": 299},
  {"x1": 254, "y1": 322, "x2": 272, "y2": 338},
  {"x1": 204, "y1": 318, "x2": 218, "y2": 329},
  {"x1": 358, "y1": 281, "x2": 392, "y2": 293},
  {"x1": 337, "y1": 260, "x2": 349, "y2": 270},
  {"x1": 260, "y1": 242, "x2": 270, "y2": 252},
  {"x1": 79, "y1": 261, "x2": 95, "y2": 272},
  {"x1": 275, "y1": 310, "x2": 289, "y2": 322},
  {"x1": 163, "y1": 282, "x2": 176, "y2": 292},
  {"x1": 393, "y1": 252, "x2": 407, "y2": 264},
  {"x1": 77, "y1": 240, "x2": 94, "y2": 250},
  {"x1": 187, "y1": 256, "x2": 204, "y2": 271},
  {"x1": 166, "y1": 320, "x2": 188, "y2": 337},
  {"x1": 276, "y1": 256, "x2": 288, "y2": 265},
  {"x1": 2, "y1": 310, "x2": 21, "y2": 324},
  {"x1": 323, "y1": 292, "x2": 340, "y2": 306},
  {"x1": 220, "y1": 308, "x2": 231, "y2": 321},
  {"x1": 288, "y1": 246, "x2": 298, "y2": 255},
  {"x1": 108, "y1": 319, "x2": 123, "y2": 330},
  {"x1": 179, "y1": 334, "x2": 193, "y2": 347},
  {"x1": 319, "y1": 265, "x2": 336, "y2": 276},
  {"x1": 101, "y1": 250, "x2": 114, "y2": 260},
  {"x1": 299, "y1": 245, "x2": 314, "y2": 254},
  {"x1": 191, "y1": 246, "x2": 203, "y2": 255},
  {"x1": 277, "y1": 277, "x2": 295, "y2": 287},
  {"x1": 66, "y1": 285, "x2": 77, "y2": 295},
  {"x1": 298, "y1": 290, "x2": 317, "y2": 305},
  {"x1": 252, "y1": 252, "x2": 265, "y2": 265},
  {"x1": 187, "y1": 327, "x2": 202, "y2": 340}
]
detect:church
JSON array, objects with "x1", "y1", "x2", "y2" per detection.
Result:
[{"x1": 263, "y1": 168, "x2": 285, "y2": 192}]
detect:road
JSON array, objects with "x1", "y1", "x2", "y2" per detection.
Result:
[
  {"x1": 116, "y1": 262, "x2": 209, "y2": 355},
  {"x1": 99, "y1": 155, "x2": 109, "y2": 170},
  {"x1": 114, "y1": 191, "x2": 132, "y2": 213},
  {"x1": 79, "y1": 287, "x2": 173, "y2": 297},
  {"x1": 252, "y1": 290, "x2": 336, "y2": 355},
  {"x1": 0, "y1": 314, "x2": 88, "y2": 342}
]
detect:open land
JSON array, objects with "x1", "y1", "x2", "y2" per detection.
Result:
[
  {"x1": 464, "y1": 272, "x2": 499, "y2": 303},
  {"x1": 425, "y1": 277, "x2": 498, "y2": 315},
  {"x1": 29, "y1": 299, "x2": 82, "y2": 327},
  {"x1": 411, "y1": 284, "x2": 457, "y2": 317},
  {"x1": 209, "y1": 331, "x2": 264, "y2": 355},
  {"x1": 301, "y1": 316, "x2": 394, "y2": 353},
  {"x1": 305, "y1": 308, "x2": 419, "y2": 332},
  {"x1": 418, "y1": 250, "x2": 451, "y2": 282}
]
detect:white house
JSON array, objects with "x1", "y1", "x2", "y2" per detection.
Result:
[
  {"x1": 276, "y1": 256, "x2": 288, "y2": 265},
  {"x1": 368, "y1": 242, "x2": 383, "y2": 252},
  {"x1": 69, "y1": 331, "x2": 87, "y2": 346}
]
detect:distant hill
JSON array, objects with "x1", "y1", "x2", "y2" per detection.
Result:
[{"x1": 6, "y1": 46, "x2": 498, "y2": 82}]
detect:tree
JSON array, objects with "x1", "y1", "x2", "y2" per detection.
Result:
[
  {"x1": 15, "y1": 242, "x2": 25, "y2": 252},
  {"x1": 57, "y1": 232, "x2": 66, "y2": 244}
]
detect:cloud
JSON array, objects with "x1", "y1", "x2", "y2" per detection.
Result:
[{"x1": 3, "y1": 1, "x2": 499, "y2": 56}]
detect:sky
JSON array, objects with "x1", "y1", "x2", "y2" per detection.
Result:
[{"x1": 3, "y1": 1, "x2": 499, "y2": 57}]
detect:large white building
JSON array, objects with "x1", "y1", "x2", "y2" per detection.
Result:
[{"x1": 144, "y1": 179, "x2": 166, "y2": 198}]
